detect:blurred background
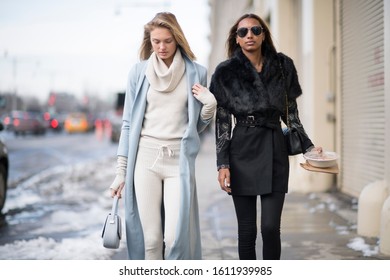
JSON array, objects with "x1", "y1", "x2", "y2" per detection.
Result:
[{"x1": 0, "y1": 0, "x2": 390, "y2": 258}]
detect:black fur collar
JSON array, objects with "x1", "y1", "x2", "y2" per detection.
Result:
[{"x1": 210, "y1": 49, "x2": 302, "y2": 115}]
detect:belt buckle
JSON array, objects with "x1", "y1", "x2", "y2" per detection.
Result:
[{"x1": 247, "y1": 115, "x2": 255, "y2": 127}]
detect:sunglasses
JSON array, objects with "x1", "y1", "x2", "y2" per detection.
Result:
[{"x1": 236, "y1": 26, "x2": 263, "y2": 38}]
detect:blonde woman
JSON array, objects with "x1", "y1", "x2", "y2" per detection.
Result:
[{"x1": 109, "y1": 12, "x2": 216, "y2": 260}]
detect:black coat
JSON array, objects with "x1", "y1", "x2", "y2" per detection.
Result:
[{"x1": 210, "y1": 49, "x2": 313, "y2": 195}]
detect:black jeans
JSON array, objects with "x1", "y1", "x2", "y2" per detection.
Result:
[{"x1": 232, "y1": 192, "x2": 285, "y2": 260}]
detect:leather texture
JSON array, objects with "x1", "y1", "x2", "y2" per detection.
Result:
[
  {"x1": 283, "y1": 127, "x2": 304, "y2": 156},
  {"x1": 101, "y1": 196, "x2": 122, "y2": 249}
]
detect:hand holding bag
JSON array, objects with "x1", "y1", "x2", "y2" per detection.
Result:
[
  {"x1": 101, "y1": 196, "x2": 122, "y2": 249},
  {"x1": 279, "y1": 61, "x2": 304, "y2": 156}
]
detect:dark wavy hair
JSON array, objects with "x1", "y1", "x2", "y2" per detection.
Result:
[{"x1": 226, "y1": 13, "x2": 277, "y2": 58}]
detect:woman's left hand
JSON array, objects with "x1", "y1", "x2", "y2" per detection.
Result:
[
  {"x1": 192, "y1": 83, "x2": 207, "y2": 97},
  {"x1": 192, "y1": 83, "x2": 216, "y2": 105},
  {"x1": 192, "y1": 83, "x2": 217, "y2": 120}
]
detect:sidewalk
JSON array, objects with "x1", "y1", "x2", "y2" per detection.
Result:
[{"x1": 112, "y1": 133, "x2": 389, "y2": 260}]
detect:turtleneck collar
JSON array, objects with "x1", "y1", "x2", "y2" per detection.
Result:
[{"x1": 145, "y1": 49, "x2": 186, "y2": 93}]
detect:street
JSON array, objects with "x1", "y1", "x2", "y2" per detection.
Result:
[
  {"x1": 0, "y1": 130, "x2": 120, "y2": 259},
  {"x1": 4, "y1": 130, "x2": 117, "y2": 187},
  {"x1": 0, "y1": 130, "x2": 388, "y2": 260}
]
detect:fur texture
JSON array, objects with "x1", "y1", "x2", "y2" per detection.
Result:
[{"x1": 210, "y1": 49, "x2": 302, "y2": 115}]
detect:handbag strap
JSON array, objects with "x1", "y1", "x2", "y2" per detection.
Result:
[
  {"x1": 110, "y1": 196, "x2": 119, "y2": 223},
  {"x1": 278, "y1": 60, "x2": 290, "y2": 128}
]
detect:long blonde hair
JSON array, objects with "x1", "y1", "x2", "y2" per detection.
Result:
[{"x1": 139, "y1": 12, "x2": 196, "y2": 61}]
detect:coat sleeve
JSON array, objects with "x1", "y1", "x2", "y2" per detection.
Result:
[
  {"x1": 117, "y1": 63, "x2": 141, "y2": 157},
  {"x1": 279, "y1": 53, "x2": 314, "y2": 152},
  {"x1": 210, "y1": 74, "x2": 232, "y2": 169},
  {"x1": 214, "y1": 106, "x2": 232, "y2": 169},
  {"x1": 282, "y1": 99, "x2": 314, "y2": 152},
  {"x1": 278, "y1": 53, "x2": 302, "y2": 100}
]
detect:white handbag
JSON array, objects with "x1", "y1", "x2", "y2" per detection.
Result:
[{"x1": 101, "y1": 196, "x2": 122, "y2": 249}]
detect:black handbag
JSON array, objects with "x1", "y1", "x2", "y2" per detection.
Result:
[
  {"x1": 280, "y1": 61, "x2": 304, "y2": 156},
  {"x1": 283, "y1": 126, "x2": 304, "y2": 155}
]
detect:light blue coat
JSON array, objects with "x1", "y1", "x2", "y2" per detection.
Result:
[{"x1": 117, "y1": 53, "x2": 210, "y2": 259}]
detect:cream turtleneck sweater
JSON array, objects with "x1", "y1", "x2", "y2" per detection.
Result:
[{"x1": 142, "y1": 50, "x2": 188, "y2": 141}]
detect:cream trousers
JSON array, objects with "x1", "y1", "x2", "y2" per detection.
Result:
[{"x1": 134, "y1": 137, "x2": 181, "y2": 260}]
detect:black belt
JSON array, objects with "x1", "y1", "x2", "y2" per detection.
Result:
[{"x1": 235, "y1": 115, "x2": 280, "y2": 129}]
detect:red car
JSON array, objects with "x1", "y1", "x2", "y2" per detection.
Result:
[{"x1": 3, "y1": 111, "x2": 46, "y2": 136}]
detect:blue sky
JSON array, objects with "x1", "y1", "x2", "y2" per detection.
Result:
[{"x1": 0, "y1": 0, "x2": 210, "y2": 102}]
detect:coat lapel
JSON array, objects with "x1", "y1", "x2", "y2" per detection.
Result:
[
  {"x1": 184, "y1": 57, "x2": 201, "y2": 128},
  {"x1": 131, "y1": 61, "x2": 148, "y2": 121}
]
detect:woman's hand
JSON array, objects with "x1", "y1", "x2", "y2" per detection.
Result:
[
  {"x1": 192, "y1": 83, "x2": 217, "y2": 121},
  {"x1": 109, "y1": 156, "x2": 127, "y2": 198},
  {"x1": 218, "y1": 168, "x2": 232, "y2": 193},
  {"x1": 310, "y1": 146, "x2": 323, "y2": 154},
  {"x1": 111, "y1": 183, "x2": 125, "y2": 198},
  {"x1": 109, "y1": 175, "x2": 125, "y2": 198},
  {"x1": 191, "y1": 83, "x2": 208, "y2": 98}
]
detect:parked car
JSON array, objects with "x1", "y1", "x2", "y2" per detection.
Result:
[
  {"x1": 64, "y1": 112, "x2": 90, "y2": 133},
  {"x1": 0, "y1": 122, "x2": 9, "y2": 213},
  {"x1": 3, "y1": 110, "x2": 46, "y2": 136}
]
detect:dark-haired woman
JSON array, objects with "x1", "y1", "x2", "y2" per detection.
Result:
[{"x1": 210, "y1": 14, "x2": 322, "y2": 260}]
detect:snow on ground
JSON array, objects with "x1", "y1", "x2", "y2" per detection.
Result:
[
  {"x1": 0, "y1": 157, "x2": 126, "y2": 260},
  {"x1": 307, "y1": 192, "x2": 381, "y2": 258},
  {"x1": 0, "y1": 234, "x2": 118, "y2": 260},
  {"x1": 347, "y1": 237, "x2": 379, "y2": 257},
  {"x1": 0, "y1": 138, "x2": 384, "y2": 260}
]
